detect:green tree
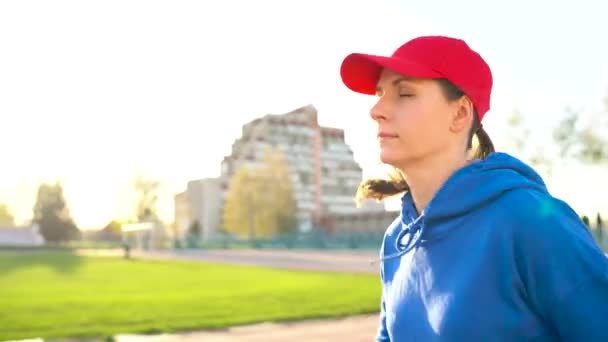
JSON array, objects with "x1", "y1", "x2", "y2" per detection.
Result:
[
  {"x1": 222, "y1": 148, "x2": 297, "y2": 242},
  {"x1": 33, "y1": 182, "x2": 80, "y2": 242},
  {"x1": 101, "y1": 220, "x2": 123, "y2": 237},
  {"x1": 188, "y1": 220, "x2": 201, "y2": 238},
  {"x1": 596, "y1": 213, "x2": 603, "y2": 243},
  {"x1": 0, "y1": 203, "x2": 15, "y2": 227},
  {"x1": 222, "y1": 166, "x2": 253, "y2": 240},
  {"x1": 264, "y1": 150, "x2": 298, "y2": 235}
]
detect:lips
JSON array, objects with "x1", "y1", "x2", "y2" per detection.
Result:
[{"x1": 378, "y1": 132, "x2": 399, "y2": 139}]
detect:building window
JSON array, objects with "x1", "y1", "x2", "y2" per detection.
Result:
[
  {"x1": 300, "y1": 172, "x2": 311, "y2": 185},
  {"x1": 322, "y1": 139, "x2": 330, "y2": 149}
]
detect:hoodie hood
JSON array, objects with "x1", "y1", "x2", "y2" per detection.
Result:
[
  {"x1": 380, "y1": 152, "x2": 549, "y2": 262},
  {"x1": 415, "y1": 152, "x2": 546, "y2": 222}
]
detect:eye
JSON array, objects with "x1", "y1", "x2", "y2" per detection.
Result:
[{"x1": 398, "y1": 86, "x2": 415, "y2": 98}]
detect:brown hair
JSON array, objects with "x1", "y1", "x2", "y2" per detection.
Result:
[{"x1": 355, "y1": 78, "x2": 495, "y2": 204}]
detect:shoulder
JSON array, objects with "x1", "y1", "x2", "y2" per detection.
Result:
[
  {"x1": 492, "y1": 187, "x2": 594, "y2": 245},
  {"x1": 492, "y1": 187, "x2": 608, "y2": 289}
]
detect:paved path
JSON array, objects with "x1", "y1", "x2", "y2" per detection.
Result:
[
  {"x1": 77, "y1": 248, "x2": 381, "y2": 274},
  {"x1": 114, "y1": 314, "x2": 379, "y2": 342}
]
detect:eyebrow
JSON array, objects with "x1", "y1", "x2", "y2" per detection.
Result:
[{"x1": 375, "y1": 76, "x2": 416, "y2": 94}]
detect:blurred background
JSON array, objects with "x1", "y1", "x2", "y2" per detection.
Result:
[{"x1": 0, "y1": 0, "x2": 606, "y2": 341}]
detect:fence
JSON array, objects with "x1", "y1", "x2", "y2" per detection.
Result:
[
  {"x1": 49, "y1": 221, "x2": 608, "y2": 254},
  {"x1": 180, "y1": 224, "x2": 608, "y2": 254},
  {"x1": 177, "y1": 230, "x2": 386, "y2": 251}
]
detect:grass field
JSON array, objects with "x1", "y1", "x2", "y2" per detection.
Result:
[{"x1": 0, "y1": 250, "x2": 381, "y2": 341}]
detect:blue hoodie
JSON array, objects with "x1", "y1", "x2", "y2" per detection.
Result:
[{"x1": 376, "y1": 152, "x2": 608, "y2": 341}]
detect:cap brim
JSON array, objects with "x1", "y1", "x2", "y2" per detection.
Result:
[{"x1": 340, "y1": 53, "x2": 442, "y2": 95}]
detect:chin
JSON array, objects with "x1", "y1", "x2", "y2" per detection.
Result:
[
  {"x1": 380, "y1": 148, "x2": 420, "y2": 170},
  {"x1": 379, "y1": 151, "x2": 405, "y2": 167}
]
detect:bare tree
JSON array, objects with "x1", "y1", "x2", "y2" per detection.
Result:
[{"x1": 133, "y1": 175, "x2": 161, "y2": 222}]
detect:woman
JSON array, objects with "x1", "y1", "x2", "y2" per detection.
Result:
[{"x1": 340, "y1": 35, "x2": 608, "y2": 341}]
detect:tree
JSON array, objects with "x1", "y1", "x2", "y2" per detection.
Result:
[
  {"x1": 222, "y1": 148, "x2": 297, "y2": 242},
  {"x1": 260, "y1": 148, "x2": 298, "y2": 235},
  {"x1": 553, "y1": 100, "x2": 608, "y2": 164},
  {"x1": 102, "y1": 220, "x2": 122, "y2": 235},
  {"x1": 505, "y1": 109, "x2": 553, "y2": 175},
  {"x1": 101, "y1": 220, "x2": 123, "y2": 238},
  {"x1": 0, "y1": 203, "x2": 15, "y2": 227},
  {"x1": 552, "y1": 91, "x2": 608, "y2": 250},
  {"x1": 596, "y1": 213, "x2": 603, "y2": 243},
  {"x1": 505, "y1": 109, "x2": 528, "y2": 154},
  {"x1": 188, "y1": 220, "x2": 201, "y2": 238},
  {"x1": 33, "y1": 182, "x2": 80, "y2": 243},
  {"x1": 222, "y1": 166, "x2": 252, "y2": 240},
  {"x1": 133, "y1": 175, "x2": 161, "y2": 222}
]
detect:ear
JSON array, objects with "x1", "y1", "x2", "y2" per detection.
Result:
[{"x1": 449, "y1": 96, "x2": 474, "y2": 133}]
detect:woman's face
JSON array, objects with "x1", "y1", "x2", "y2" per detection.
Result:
[{"x1": 370, "y1": 68, "x2": 461, "y2": 169}]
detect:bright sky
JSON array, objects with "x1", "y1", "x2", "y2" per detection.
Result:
[{"x1": 1, "y1": 0, "x2": 607, "y2": 229}]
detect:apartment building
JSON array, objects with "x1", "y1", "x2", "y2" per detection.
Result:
[
  {"x1": 219, "y1": 104, "x2": 384, "y2": 233},
  {"x1": 175, "y1": 104, "x2": 387, "y2": 240}
]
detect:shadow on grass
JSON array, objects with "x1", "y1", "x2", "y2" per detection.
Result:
[{"x1": 0, "y1": 247, "x2": 84, "y2": 275}]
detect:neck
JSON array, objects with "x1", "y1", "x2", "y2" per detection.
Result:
[{"x1": 398, "y1": 151, "x2": 468, "y2": 215}]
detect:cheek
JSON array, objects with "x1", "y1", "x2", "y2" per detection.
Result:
[
  {"x1": 390, "y1": 103, "x2": 450, "y2": 155},
  {"x1": 393, "y1": 104, "x2": 435, "y2": 143}
]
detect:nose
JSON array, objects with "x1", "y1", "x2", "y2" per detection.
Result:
[{"x1": 370, "y1": 99, "x2": 388, "y2": 122}]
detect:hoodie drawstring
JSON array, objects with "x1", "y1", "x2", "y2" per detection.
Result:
[{"x1": 370, "y1": 210, "x2": 427, "y2": 264}]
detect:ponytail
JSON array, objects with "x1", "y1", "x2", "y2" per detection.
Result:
[
  {"x1": 475, "y1": 125, "x2": 495, "y2": 160},
  {"x1": 356, "y1": 169, "x2": 409, "y2": 204}
]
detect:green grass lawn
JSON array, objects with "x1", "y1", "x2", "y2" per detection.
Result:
[{"x1": 0, "y1": 250, "x2": 381, "y2": 341}]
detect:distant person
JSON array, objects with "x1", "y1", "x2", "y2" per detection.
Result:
[
  {"x1": 339, "y1": 35, "x2": 608, "y2": 341},
  {"x1": 122, "y1": 240, "x2": 131, "y2": 259}
]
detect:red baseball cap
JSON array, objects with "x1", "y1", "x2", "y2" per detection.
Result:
[{"x1": 340, "y1": 35, "x2": 493, "y2": 121}]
